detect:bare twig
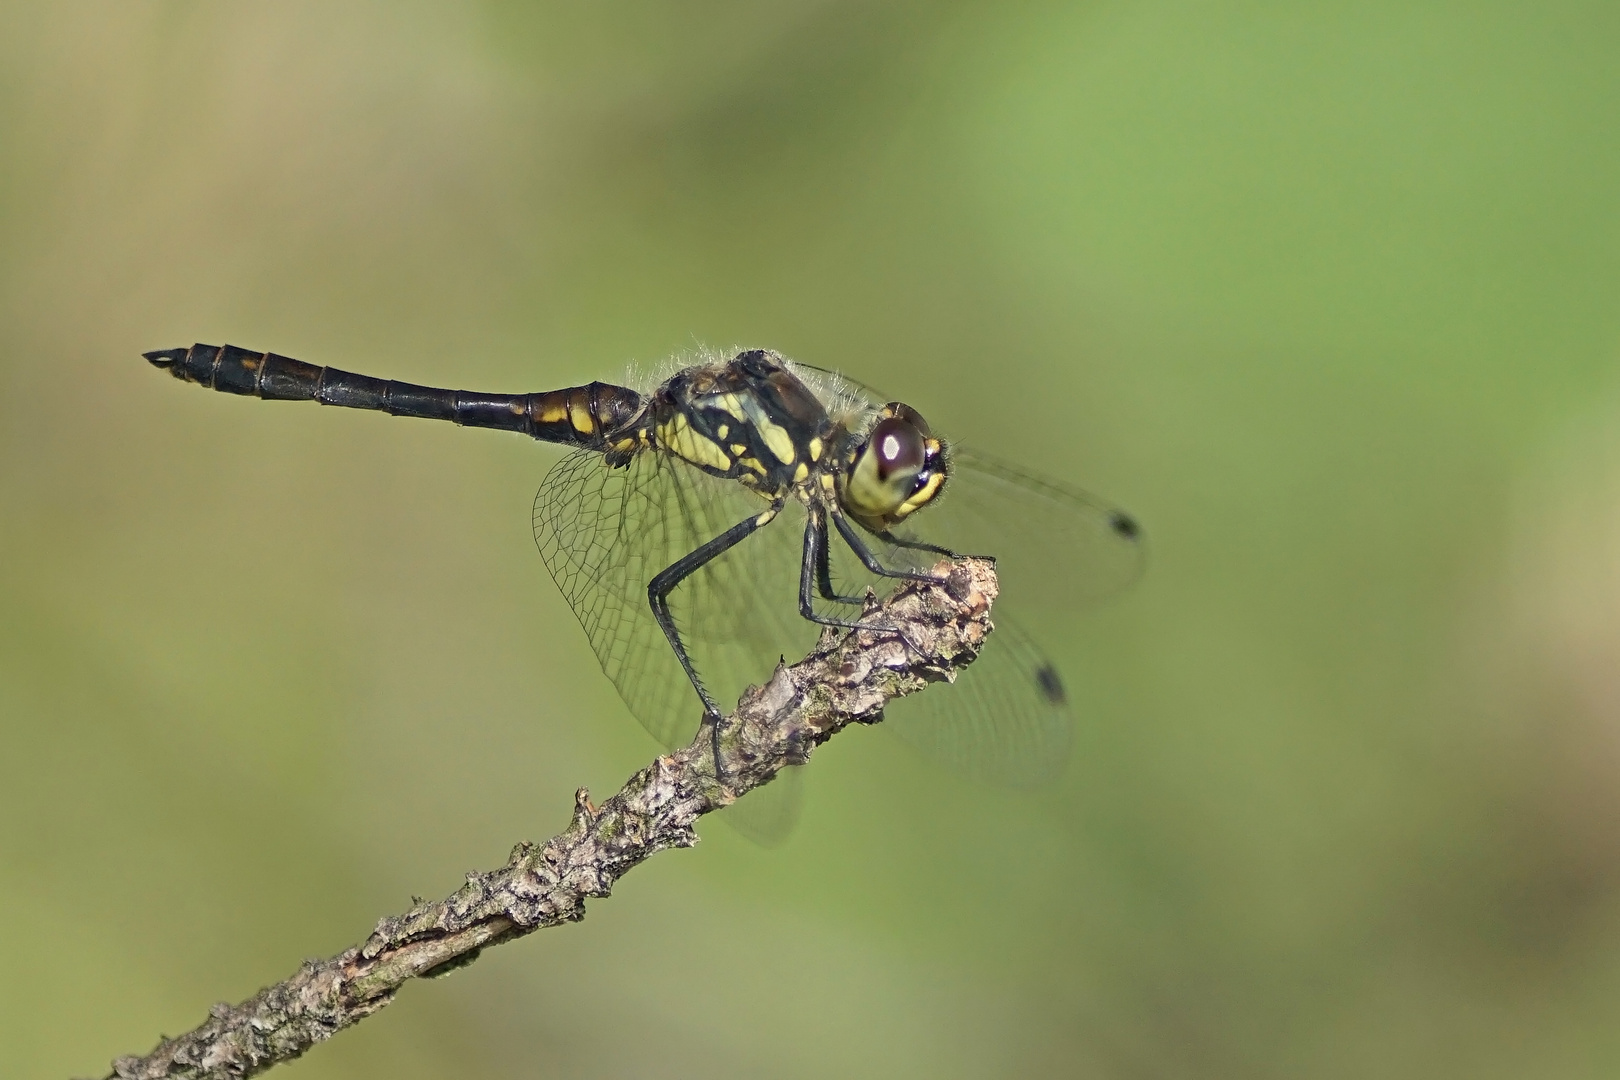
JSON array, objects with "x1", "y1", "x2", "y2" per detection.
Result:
[{"x1": 102, "y1": 558, "x2": 998, "y2": 1080}]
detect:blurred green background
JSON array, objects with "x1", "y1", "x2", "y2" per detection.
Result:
[{"x1": 4, "y1": 2, "x2": 1620, "y2": 1077}]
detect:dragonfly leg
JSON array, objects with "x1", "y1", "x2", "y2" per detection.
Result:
[
  {"x1": 811, "y1": 510, "x2": 867, "y2": 606},
  {"x1": 801, "y1": 512, "x2": 869, "y2": 623},
  {"x1": 876, "y1": 530, "x2": 969, "y2": 561},
  {"x1": 830, "y1": 510, "x2": 949, "y2": 585},
  {"x1": 800, "y1": 512, "x2": 932, "y2": 660},
  {"x1": 648, "y1": 498, "x2": 786, "y2": 784}
]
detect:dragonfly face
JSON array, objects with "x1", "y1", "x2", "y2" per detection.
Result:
[{"x1": 836, "y1": 401, "x2": 948, "y2": 532}]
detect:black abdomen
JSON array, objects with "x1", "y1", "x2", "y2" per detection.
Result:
[{"x1": 144, "y1": 343, "x2": 642, "y2": 448}]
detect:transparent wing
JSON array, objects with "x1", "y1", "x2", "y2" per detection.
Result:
[
  {"x1": 914, "y1": 446, "x2": 1144, "y2": 608},
  {"x1": 869, "y1": 447, "x2": 1145, "y2": 786},
  {"x1": 880, "y1": 616, "x2": 1073, "y2": 787},
  {"x1": 720, "y1": 765, "x2": 803, "y2": 846},
  {"x1": 532, "y1": 448, "x2": 814, "y2": 842},
  {"x1": 532, "y1": 448, "x2": 814, "y2": 748}
]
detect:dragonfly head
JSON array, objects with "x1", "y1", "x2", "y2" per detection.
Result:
[{"x1": 840, "y1": 402, "x2": 948, "y2": 530}]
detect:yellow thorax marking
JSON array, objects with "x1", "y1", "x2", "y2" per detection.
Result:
[
  {"x1": 660, "y1": 413, "x2": 731, "y2": 471},
  {"x1": 758, "y1": 420, "x2": 797, "y2": 465},
  {"x1": 714, "y1": 393, "x2": 749, "y2": 421},
  {"x1": 715, "y1": 389, "x2": 798, "y2": 465}
]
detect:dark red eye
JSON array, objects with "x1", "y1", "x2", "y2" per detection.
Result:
[
  {"x1": 885, "y1": 402, "x2": 932, "y2": 439},
  {"x1": 868, "y1": 416, "x2": 925, "y2": 480}
]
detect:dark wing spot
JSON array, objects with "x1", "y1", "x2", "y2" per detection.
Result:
[
  {"x1": 1109, "y1": 512, "x2": 1140, "y2": 541},
  {"x1": 1035, "y1": 664, "x2": 1067, "y2": 705}
]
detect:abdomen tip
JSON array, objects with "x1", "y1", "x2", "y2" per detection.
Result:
[{"x1": 143, "y1": 347, "x2": 187, "y2": 367}]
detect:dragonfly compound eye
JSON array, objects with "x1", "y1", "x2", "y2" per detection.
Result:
[
  {"x1": 870, "y1": 416, "x2": 926, "y2": 480},
  {"x1": 843, "y1": 411, "x2": 947, "y2": 528}
]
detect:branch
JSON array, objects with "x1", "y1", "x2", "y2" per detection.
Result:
[{"x1": 102, "y1": 558, "x2": 998, "y2": 1080}]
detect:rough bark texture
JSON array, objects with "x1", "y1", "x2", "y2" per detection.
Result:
[{"x1": 102, "y1": 557, "x2": 998, "y2": 1080}]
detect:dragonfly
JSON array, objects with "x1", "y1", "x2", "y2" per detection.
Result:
[{"x1": 144, "y1": 343, "x2": 1143, "y2": 839}]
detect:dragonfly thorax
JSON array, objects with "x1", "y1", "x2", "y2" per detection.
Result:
[
  {"x1": 647, "y1": 350, "x2": 950, "y2": 528},
  {"x1": 648, "y1": 349, "x2": 836, "y2": 496}
]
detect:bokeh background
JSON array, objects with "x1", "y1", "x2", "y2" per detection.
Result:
[{"x1": 4, "y1": 2, "x2": 1620, "y2": 1077}]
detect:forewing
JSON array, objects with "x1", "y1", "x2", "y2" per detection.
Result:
[
  {"x1": 908, "y1": 447, "x2": 1144, "y2": 607},
  {"x1": 532, "y1": 447, "x2": 815, "y2": 750}
]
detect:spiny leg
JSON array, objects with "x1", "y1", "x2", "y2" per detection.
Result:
[
  {"x1": 801, "y1": 511, "x2": 882, "y2": 629},
  {"x1": 830, "y1": 509, "x2": 950, "y2": 585},
  {"x1": 815, "y1": 510, "x2": 867, "y2": 605},
  {"x1": 647, "y1": 498, "x2": 785, "y2": 785},
  {"x1": 876, "y1": 530, "x2": 963, "y2": 561},
  {"x1": 800, "y1": 510, "x2": 931, "y2": 658}
]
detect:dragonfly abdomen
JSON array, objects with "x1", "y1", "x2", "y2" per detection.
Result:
[{"x1": 143, "y1": 343, "x2": 642, "y2": 448}]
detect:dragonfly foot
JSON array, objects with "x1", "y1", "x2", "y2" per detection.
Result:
[{"x1": 706, "y1": 710, "x2": 729, "y2": 790}]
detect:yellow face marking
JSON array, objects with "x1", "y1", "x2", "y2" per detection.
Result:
[
  {"x1": 808, "y1": 437, "x2": 823, "y2": 461},
  {"x1": 568, "y1": 396, "x2": 595, "y2": 435},
  {"x1": 793, "y1": 462, "x2": 809, "y2": 483},
  {"x1": 757, "y1": 419, "x2": 797, "y2": 465},
  {"x1": 894, "y1": 471, "x2": 946, "y2": 518}
]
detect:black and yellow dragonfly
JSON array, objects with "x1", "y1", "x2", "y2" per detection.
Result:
[{"x1": 145, "y1": 343, "x2": 1143, "y2": 837}]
